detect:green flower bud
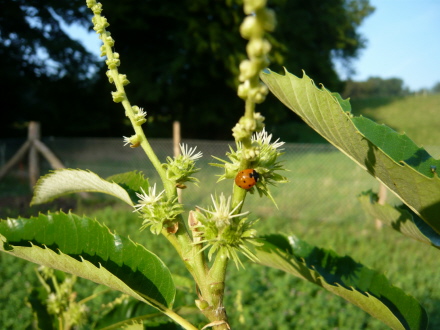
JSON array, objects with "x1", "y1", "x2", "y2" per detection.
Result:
[
  {"x1": 246, "y1": 38, "x2": 271, "y2": 58},
  {"x1": 92, "y1": 3, "x2": 103, "y2": 15},
  {"x1": 244, "y1": 147, "x2": 259, "y2": 161},
  {"x1": 104, "y1": 33, "x2": 115, "y2": 47},
  {"x1": 86, "y1": 0, "x2": 97, "y2": 8},
  {"x1": 164, "y1": 144, "x2": 202, "y2": 185},
  {"x1": 254, "y1": 92, "x2": 266, "y2": 104},
  {"x1": 132, "y1": 106, "x2": 147, "y2": 125},
  {"x1": 195, "y1": 194, "x2": 261, "y2": 268},
  {"x1": 93, "y1": 23, "x2": 105, "y2": 34},
  {"x1": 232, "y1": 122, "x2": 248, "y2": 142},
  {"x1": 240, "y1": 16, "x2": 264, "y2": 40},
  {"x1": 239, "y1": 59, "x2": 260, "y2": 82},
  {"x1": 119, "y1": 74, "x2": 130, "y2": 86},
  {"x1": 253, "y1": 83, "x2": 269, "y2": 103},
  {"x1": 254, "y1": 112, "x2": 265, "y2": 131},
  {"x1": 248, "y1": 86, "x2": 265, "y2": 103},
  {"x1": 123, "y1": 134, "x2": 141, "y2": 147},
  {"x1": 100, "y1": 17, "x2": 109, "y2": 28},
  {"x1": 106, "y1": 70, "x2": 113, "y2": 83},
  {"x1": 106, "y1": 58, "x2": 120, "y2": 69},
  {"x1": 134, "y1": 185, "x2": 184, "y2": 235},
  {"x1": 99, "y1": 45, "x2": 106, "y2": 57},
  {"x1": 111, "y1": 91, "x2": 125, "y2": 103},
  {"x1": 241, "y1": 116, "x2": 257, "y2": 131},
  {"x1": 237, "y1": 81, "x2": 250, "y2": 99}
]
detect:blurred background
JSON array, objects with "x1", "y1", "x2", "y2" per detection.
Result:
[{"x1": 1, "y1": 0, "x2": 440, "y2": 329}]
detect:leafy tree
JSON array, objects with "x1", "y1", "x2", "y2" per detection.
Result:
[
  {"x1": 343, "y1": 76, "x2": 409, "y2": 98},
  {"x1": 0, "y1": 0, "x2": 102, "y2": 137},
  {"x1": 1, "y1": 0, "x2": 374, "y2": 139},
  {"x1": 432, "y1": 81, "x2": 440, "y2": 94}
]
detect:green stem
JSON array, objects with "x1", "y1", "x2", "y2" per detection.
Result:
[
  {"x1": 78, "y1": 287, "x2": 111, "y2": 305},
  {"x1": 244, "y1": 96, "x2": 256, "y2": 119},
  {"x1": 162, "y1": 217, "x2": 209, "y2": 299},
  {"x1": 99, "y1": 308, "x2": 199, "y2": 330},
  {"x1": 199, "y1": 252, "x2": 229, "y2": 329},
  {"x1": 160, "y1": 308, "x2": 199, "y2": 330}
]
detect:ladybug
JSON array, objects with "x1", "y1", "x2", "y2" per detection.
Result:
[{"x1": 235, "y1": 169, "x2": 259, "y2": 189}]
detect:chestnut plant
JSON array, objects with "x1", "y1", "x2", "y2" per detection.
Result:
[{"x1": 2, "y1": 0, "x2": 439, "y2": 329}]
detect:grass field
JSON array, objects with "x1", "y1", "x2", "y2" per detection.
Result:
[{"x1": 1, "y1": 94, "x2": 440, "y2": 328}]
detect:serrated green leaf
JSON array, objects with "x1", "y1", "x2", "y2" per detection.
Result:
[
  {"x1": 255, "y1": 234, "x2": 428, "y2": 330},
  {"x1": 260, "y1": 69, "x2": 440, "y2": 233},
  {"x1": 31, "y1": 169, "x2": 133, "y2": 206},
  {"x1": 359, "y1": 191, "x2": 440, "y2": 249},
  {"x1": 0, "y1": 212, "x2": 175, "y2": 310}
]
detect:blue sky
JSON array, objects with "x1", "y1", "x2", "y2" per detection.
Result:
[
  {"x1": 342, "y1": 0, "x2": 440, "y2": 91},
  {"x1": 71, "y1": 0, "x2": 440, "y2": 91}
]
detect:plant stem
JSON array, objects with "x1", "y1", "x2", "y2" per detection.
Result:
[
  {"x1": 202, "y1": 252, "x2": 229, "y2": 329},
  {"x1": 160, "y1": 308, "x2": 199, "y2": 330},
  {"x1": 78, "y1": 287, "x2": 111, "y2": 305},
  {"x1": 245, "y1": 94, "x2": 256, "y2": 119}
]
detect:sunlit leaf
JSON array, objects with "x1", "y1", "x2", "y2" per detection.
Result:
[
  {"x1": 255, "y1": 234, "x2": 428, "y2": 330},
  {"x1": 0, "y1": 212, "x2": 175, "y2": 310},
  {"x1": 31, "y1": 169, "x2": 133, "y2": 206}
]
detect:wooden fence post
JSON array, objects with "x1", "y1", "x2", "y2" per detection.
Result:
[
  {"x1": 0, "y1": 121, "x2": 66, "y2": 190},
  {"x1": 375, "y1": 183, "x2": 388, "y2": 229},
  {"x1": 28, "y1": 121, "x2": 41, "y2": 189}
]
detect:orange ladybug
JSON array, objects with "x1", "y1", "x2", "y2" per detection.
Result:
[{"x1": 235, "y1": 169, "x2": 259, "y2": 189}]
